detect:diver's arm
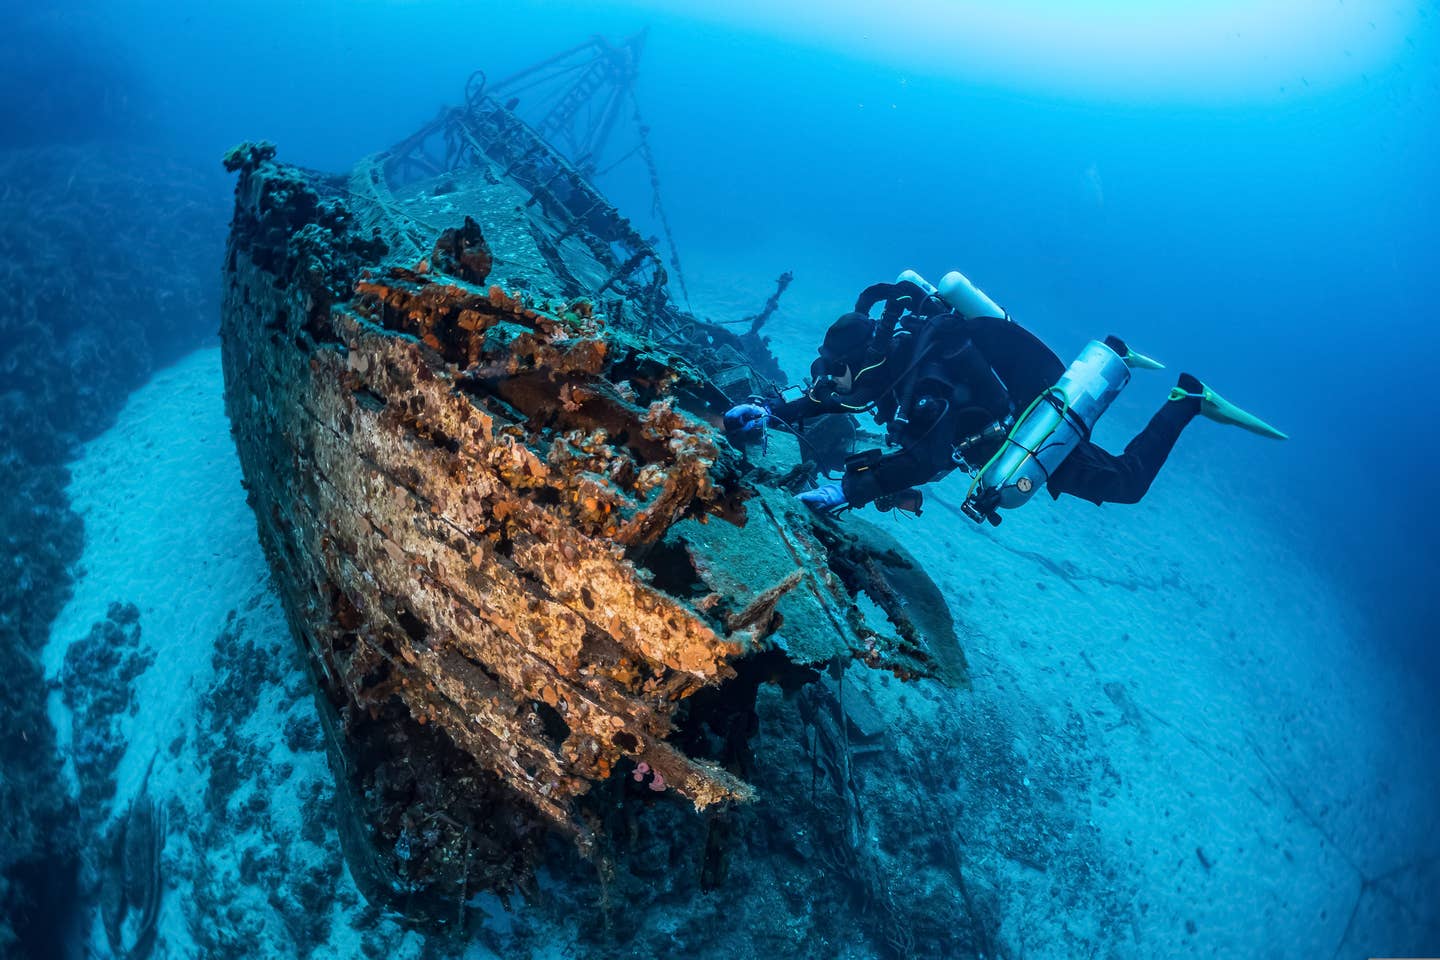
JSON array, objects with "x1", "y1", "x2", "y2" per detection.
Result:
[
  {"x1": 768, "y1": 355, "x2": 893, "y2": 431},
  {"x1": 840, "y1": 444, "x2": 948, "y2": 508},
  {"x1": 767, "y1": 382, "x2": 852, "y2": 430},
  {"x1": 840, "y1": 379, "x2": 962, "y2": 507}
]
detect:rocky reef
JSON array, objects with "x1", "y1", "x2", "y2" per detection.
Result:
[
  {"x1": 219, "y1": 130, "x2": 966, "y2": 915},
  {"x1": 61, "y1": 603, "x2": 154, "y2": 825},
  {"x1": 0, "y1": 144, "x2": 225, "y2": 954}
]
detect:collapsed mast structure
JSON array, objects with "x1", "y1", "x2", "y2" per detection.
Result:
[{"x1": 351, "y1": 31, "x2": 782, "y2": 395}]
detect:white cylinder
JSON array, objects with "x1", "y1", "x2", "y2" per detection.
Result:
[
  {"x1": 895, "y1": 269, "x2": 937, "y2": 295},
  {"x1": 938, "y1": 270, "x2": 1004, "y2": 320}
]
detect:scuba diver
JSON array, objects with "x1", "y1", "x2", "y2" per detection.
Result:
[{"x1": 723, "y1": 270, "x2": 1286, "y2": 524}]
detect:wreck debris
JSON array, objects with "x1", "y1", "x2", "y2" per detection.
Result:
[
  {"x1": 741, "y1": 270, "x2": 794, "y2": 338},
  {"x1": 100, "y1": 758, "x2": 165, "y2": 960},
  {"x1": 666, "y1": 271, "x2": 795, "y2": 395},
  {"x1": 221, "y1": 100, "x2": 964, "y2": 911},
  {"x1": 429, "y1": 215, "x2": 493, "y2": 285}
]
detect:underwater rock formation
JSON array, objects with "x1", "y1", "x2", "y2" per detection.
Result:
[
  {"x1": 220, "y1": 118, "x2": 964, "y2": 912},
  {"x1": 61, "y1": 602, "x2": 155, "y2": 822},
  {"x1": 0, "y1": 144, "x2": 225, "y2": 955}
]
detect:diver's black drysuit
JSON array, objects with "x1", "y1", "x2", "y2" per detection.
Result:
[{"x1": 769, "y1": 282, "x2": 1199, "y2": 509}]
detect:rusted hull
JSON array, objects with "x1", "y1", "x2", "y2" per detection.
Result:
[{"x1": 220, "y1": 141, "x2": 963, "y2": 908}]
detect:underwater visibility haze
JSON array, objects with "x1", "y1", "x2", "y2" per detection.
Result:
[{"x1": 2, "y1": 1, "x2": 1437, "y2": 958}]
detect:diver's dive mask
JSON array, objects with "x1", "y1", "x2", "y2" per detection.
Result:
[{"x1": 810, "y1": 354, "x2": 855, "y2": 393}]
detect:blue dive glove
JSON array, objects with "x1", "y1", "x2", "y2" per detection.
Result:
[
  {"x1": 797, "y1": 483, "x2": 848, "y2": 514},
  {"x1": 723, "y1": 403, "x2": 770, "y2": 447}
]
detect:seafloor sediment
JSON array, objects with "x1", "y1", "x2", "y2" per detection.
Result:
[{"x1": 42, "y1": 345, "x2": 1440, "y2": 959}]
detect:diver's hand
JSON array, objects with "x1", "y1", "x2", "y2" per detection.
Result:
[
  {"x1": 797, "y1": 483, "x2": 848, "y2": 514},
  {"x1": 723, "y1": 403, "x2": 770, "y2": 443}
]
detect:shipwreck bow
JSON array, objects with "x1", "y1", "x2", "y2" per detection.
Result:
[{"x1": 219, "y1": 131, "x2": 964, "y2": 909}]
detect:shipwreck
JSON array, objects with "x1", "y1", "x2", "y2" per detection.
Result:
[{"x1": 219, "y1": 38, "x2": 967, "y2": 914}]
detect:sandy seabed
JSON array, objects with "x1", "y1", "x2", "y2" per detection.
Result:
[{"x1": 42, "y1": 346, "x2": 1439, "y2": 958}]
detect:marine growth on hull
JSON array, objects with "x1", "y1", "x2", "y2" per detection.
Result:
[{"x1": 218, "y1": 82, "x2": 966, "y2": 914}]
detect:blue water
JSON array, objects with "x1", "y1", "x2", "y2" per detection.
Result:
[
  {"x1": 5, "y1": 1, "x2": 1439, "y2": 957},
  {"x1": 57, "y1": 0, "x2": 1432, "y2": 653}
]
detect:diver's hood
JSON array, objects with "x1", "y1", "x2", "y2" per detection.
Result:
[
  {"x1": 821, "y1": 312, "x2": 875, "y2": 357},
  {"x1": 813, "y1": 311, "x2": 873, "y2": 391}
]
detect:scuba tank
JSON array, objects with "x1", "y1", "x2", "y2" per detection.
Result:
[
  {"x1": 894, "y1": 269, "x2": 1004, "y2": 320},
  {"x1": 938, "y1": 270, "x2": 1005, "y2": 320},
  {"x1": 961, "y1": 338, "x2": 1132, "y2": 525},
  {"x1": 895, "y1": 269, "x2": 937, "y2": 296}
]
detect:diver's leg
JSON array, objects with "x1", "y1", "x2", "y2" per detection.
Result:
[
  {"x1": 1048, "y1": 372, "x2": 1284, "y2": 506},
  {"x1": 1047, "y1": 386, "x2": 1200, "y2": 505}
]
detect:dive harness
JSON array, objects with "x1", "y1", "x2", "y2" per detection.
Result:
[{"x1": 961, "y1": 337, "x2": 1161, "y2": 525}]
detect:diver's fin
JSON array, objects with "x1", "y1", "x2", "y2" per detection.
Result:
[
  {"x1": 1103, "y1": 334, "x2": 1164, "y2": 370},
  {"x1": 1170, "y1": 376, "x2": 1288, "y2": 440},
  {"x1": 1122, "y1": 348, "x2": 1165, "y2": 370}
]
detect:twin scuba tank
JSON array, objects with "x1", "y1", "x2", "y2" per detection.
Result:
[
  {"x1": 898, "y1": 270, "x2": 1140, "y2": 526},
  {"x1": 962, "y1": 338, "x2": 1133, "y2": 525}
]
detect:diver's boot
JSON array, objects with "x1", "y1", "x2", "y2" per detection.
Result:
[
  {"x1": 1104, "y1": 335, "x2": 1165, "y2": 370},
  {"x1": 1170, "y1": 373, "x2": 1288, "y2": 440}
]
